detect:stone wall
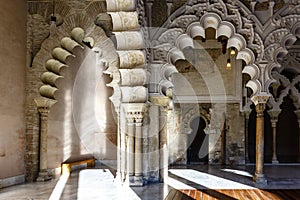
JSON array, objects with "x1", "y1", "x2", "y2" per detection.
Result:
[{"x1": 0, "y1": 0, "x2": 27, "y2": 182}]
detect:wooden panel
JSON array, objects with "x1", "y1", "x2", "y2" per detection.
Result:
[{"x1": 165, "y1": 189, "x2": 300, "y2": 200}]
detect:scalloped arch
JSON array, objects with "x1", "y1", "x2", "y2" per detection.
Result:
[
  {"x1": 182, "y1": 107, "x2": 211, "y2": 135},
  {"x1": 158, "y1": 12, "x2": 260, "y2": 95}
]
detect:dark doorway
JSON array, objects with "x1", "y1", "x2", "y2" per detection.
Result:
[
  {"x1": 248, "y1": 104, "x2": 273, "y2": 163},
  {"x1": 187, "y1": 117, "x2": 208, "y2": 164},
  {"x1": 277, "y1": 97, "x2": 299, "y2": 163}
]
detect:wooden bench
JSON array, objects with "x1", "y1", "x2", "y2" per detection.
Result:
[{"x1": 61, "y1": 155, "x2": 95, "y2": 175}]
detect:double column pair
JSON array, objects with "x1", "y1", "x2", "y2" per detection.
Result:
[{"x1": 126, "y1": 111, "x2": 144, "y2": 186}]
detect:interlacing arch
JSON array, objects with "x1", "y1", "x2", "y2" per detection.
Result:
[{"x1": 265, "y1": 15, "x2": 300, "y2": 108}]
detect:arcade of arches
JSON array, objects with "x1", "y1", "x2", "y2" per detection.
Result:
[{"x1": 1, "y1": 0, "x2": 300, "y2": 190}]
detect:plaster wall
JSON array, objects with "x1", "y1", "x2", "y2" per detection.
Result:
[
  {"x1": 0, "y1": 0, "x2": 27, "y2": 179},
  {"x1": 47, "y1": 49, "x2": 117, "y2": 169}
]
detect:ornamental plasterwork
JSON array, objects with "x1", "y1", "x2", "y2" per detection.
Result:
[
  {"x1": 152, "y1": 0, "x2": 262, "y2": 63},
  {"x1": 268, "y1": 71, "x2": 300, "y2": 110}
]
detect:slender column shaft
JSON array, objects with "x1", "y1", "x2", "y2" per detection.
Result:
[
  {"x1": 127, "y1": 123, "x2": 135, "y2": 178},
  {"x1": 159, "y1": 107, "x2": 168, "y2": 182},
  {"x1": 34, "y1": 98, "x2": 56, "y2": 182},
  {"x1": 255, "y1": 105, "x2": 265, "y2": 177},
  {"x1": 36, "y1": 107, "x2": 52, "y2": 181},
  {"x1": 135, "y1": 123, "x2": 143, "y2": 177},
  {"x1": 39, "y1": 109, "x2": 49, "y2": 172},
  {"x1": 271, "y1": 119, "x2": 279, "y2": 164},
  {"x1": 120, "y1": 129, "x2": 126, "y2": 181},
  {"x1": 133, "y1": 111, "x2": 144, "y2": 186},
  {"x1": 251, "y1": 94, "x2": 269, "y2": 185}
]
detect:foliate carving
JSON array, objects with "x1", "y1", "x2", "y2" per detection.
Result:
[
  {"x1": 170, "y1": 15, "x2": 199, "y2": 30},
  {"x1": 264, "y1": 43, "x2": 279, "y2": 61},
  {"x1": 152, "y1": 43, "x2": 173, "y2": 62},
  {"x1": 251, "y1": 94, "x2": 270, "y2": 115},
  {"x1": 123, "y1": 103, "x2": 148, "y2": 124},
  {"x1": 265, "y1": 29, "x2": 290, "y2": 47},
  {"x1": 281, "y1": 15, "x2": 300, "y2": 30},
  {"x1": 158, "y1": 28, "x2": 184, "y2": 45}
]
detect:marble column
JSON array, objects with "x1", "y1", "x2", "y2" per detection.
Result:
[
  {"x1": 251, "y1": 94, "x2": 270, "y2": 185},
  {"x1": 294, "y1": 110, "x2": 300, "y2": 162},
  {"x1": 126, "y1": 112, "x2": 135, "y2": 184},
  {"x1": 34, "y1": 98, "x2": 56, "y2": 182},
  {"x1": 268, "y1": 110, "x2": 280, "y2": 164},
  {"x1": 123, "y1": 103, "x2": 148, "y2": 186},
  {"x1": 159, "y1": 106, "x2": 168, "y2": 183},
  {"x1": 134, "y1": 112, "x2": 144, "y2": 186}
]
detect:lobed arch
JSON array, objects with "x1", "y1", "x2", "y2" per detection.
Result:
[
  {"x1": 153, "y1": 12, "x2": 261, "y2": 96},
  {"x1": 182, "y1": 106, "x2": 211, "y2": 135}
]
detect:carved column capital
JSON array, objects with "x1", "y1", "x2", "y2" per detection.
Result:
[
  {"x1": 126, "y1": 111, "x2": 136, "y2": 125},
  {"x1": 134, "y1": 111, "x2": 144, "y2": 126},
  {"x1": 251, "y1": 94, "x2": 270, "y2": 114},
  {"x1": 34, "y1": 98, "x2": 57, "y2": 118},
  {"x1": 123, "y1": 103, "x2": 148, "y2": 126},
  {"x1": 268, "y1": 110, "x2": 280, "y2": 127},
  {"x1": 243, "y1": 110, "x2": 251, "y2": 119},
  {"x1": 34, "y1": 98, "x2": 57, "y2": 110}
]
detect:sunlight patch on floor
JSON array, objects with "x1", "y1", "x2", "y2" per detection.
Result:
[
  {"x1": 49, "y1": 173, "x2": 70, "y2": 200},
  {"x1": 77, "y1": 169, "x2": 140, "y2": 200},
  {"x1": 169, "y1": 169, "x2": 255, "y2": 189},
  {"x1": 221, "y1": 168, "x2": 253, "y2": 178}
]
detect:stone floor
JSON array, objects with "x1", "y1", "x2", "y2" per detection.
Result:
[{"x1": 0, "y1": 164, "x2": 299, "y2": 200}]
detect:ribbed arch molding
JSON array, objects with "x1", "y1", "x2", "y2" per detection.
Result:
[
  {"x1": 105, "y1": 0, "x2": 147, "y2": 113},
  {"x1": 39, "y1": 27, "x2": 97, "y2": 99}
]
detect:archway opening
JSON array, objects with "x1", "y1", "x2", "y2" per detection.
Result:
[
  {"x1": 187, "y1": 117, "x2": 208, "y2": 164},
  {"x1": 277, "y1": 96, "x2": 299, "y2": 163}
]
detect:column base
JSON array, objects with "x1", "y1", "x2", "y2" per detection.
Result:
[
  {"x1": 253, "y1": 173, "x2": 267, "y2": 186},
  {"x1": 114, "y1": 172, "x2": 124, "y2": 184},
  {"x1": 36, "y1": 171, "x2": 51, "y2": 182},
  {"x1": 130, "y1": 176, "x2": 143, "y2": 186},
  {"x1": 272, "y1": 159, "x2": 279, "y2": 164}
]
